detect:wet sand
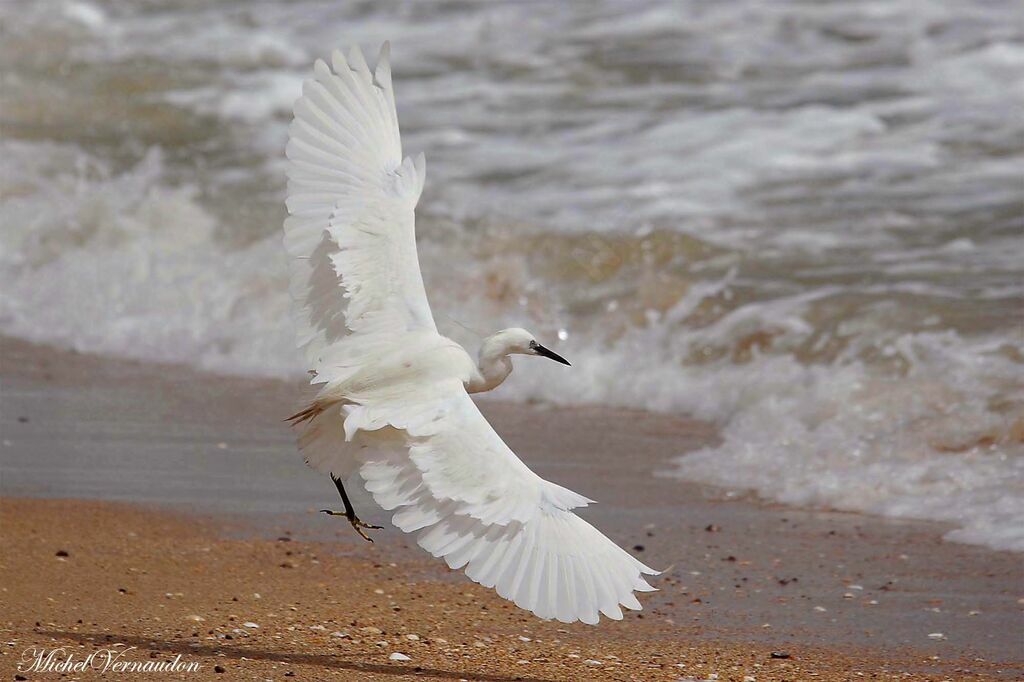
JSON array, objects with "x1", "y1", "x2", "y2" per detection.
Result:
[{"x1": 1, "y1": 337, "x2": 1022, "y2": 680}]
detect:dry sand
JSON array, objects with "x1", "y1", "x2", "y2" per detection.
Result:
[{"x1": 1, "y1": 337, "x2": 1022, "y2": 680}]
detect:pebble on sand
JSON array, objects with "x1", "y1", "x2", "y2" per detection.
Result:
[{"x1": 389, "y1": 652, "x2": 411, "y2": 661}]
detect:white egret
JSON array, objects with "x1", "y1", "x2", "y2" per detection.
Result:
[{"x1": 283, "y1": 43, "x2": 657, "y2": 624}]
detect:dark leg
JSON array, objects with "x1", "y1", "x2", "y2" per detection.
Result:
[{"x1": 321, "y1": 474, "x2": 382, "y2": 542}]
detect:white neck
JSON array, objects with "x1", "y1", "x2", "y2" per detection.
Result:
[{"x1": 466, "y1": 335, "x2": 514, "y2": 394}]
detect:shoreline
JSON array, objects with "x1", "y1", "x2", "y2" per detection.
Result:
[{"x1": 1, "y1": 336, "x2": 1022, "y2": 679}]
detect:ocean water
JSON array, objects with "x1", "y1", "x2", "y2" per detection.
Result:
[{"x1": 2, "y1": 1, "x2": 1022, "y2": 550}]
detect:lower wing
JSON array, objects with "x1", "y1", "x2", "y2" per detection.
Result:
[{"x1": 309, "y1": 383, "x2": 658, "y2": 624}]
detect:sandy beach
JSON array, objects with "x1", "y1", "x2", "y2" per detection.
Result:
[
  {"x1": 1, "y1": 497, "x2": 1015, "y2": 682},
  {"x1": 1, "y1": 337, "x2": 1021, "y2": 681}
]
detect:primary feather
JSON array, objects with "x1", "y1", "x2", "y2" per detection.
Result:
[{"x1": 284, "y1": 43, "x2": 657, "y2": 625}]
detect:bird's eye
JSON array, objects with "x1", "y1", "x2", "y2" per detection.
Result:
[{"x1": 528, "y1": 340, "x2": 537, "y2": 349}]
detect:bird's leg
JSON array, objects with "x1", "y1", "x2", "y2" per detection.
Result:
[{"x1": 321, "y1": 474, "x2": 382, "y2": 542}]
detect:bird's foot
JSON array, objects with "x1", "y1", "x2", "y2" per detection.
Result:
[{"x1": 320, "y1": 509, "x2": 383, "y2": 542}]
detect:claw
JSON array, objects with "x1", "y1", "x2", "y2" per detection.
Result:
[{"x1": 321, "y1": 509, "x2": 383, "y2": 542}]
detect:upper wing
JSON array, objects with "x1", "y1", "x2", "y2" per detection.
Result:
[
  {"x1": 284, "y1": 44, "x2": 434, "y2": 384},
  {"x1": 345, "y1": 383, "x2": 659, "y2": 625}
]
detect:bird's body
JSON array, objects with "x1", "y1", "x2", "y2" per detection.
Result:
[
  {"x1": 323, "y1": 332, "x2": 475, "y2": 404},
  {"x1": 283, "y1": 43, "x2": 656, "y2": 624}
]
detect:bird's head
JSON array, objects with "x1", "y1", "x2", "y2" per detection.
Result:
[{"x1": 492, "y1": 328, "x2": 571, "y2": 366}]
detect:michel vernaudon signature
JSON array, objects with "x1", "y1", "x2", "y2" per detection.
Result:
[{"x1": 18, "y1": 645, "x2": 201, "y2": 674}]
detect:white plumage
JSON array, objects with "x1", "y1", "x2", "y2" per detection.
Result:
[{"x1": 283, "y1": 43, "x2": 657, "y2": 624}]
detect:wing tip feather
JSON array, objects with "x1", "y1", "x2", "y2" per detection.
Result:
[{"x1": 348, "y1": 44, "x2": 370, "y2": 75}]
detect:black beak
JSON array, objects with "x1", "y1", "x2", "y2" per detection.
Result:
[{"x1": 533, "y1": 344, "x2": 571, "y2": 366}]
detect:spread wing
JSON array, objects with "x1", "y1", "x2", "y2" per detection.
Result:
[
  {"x1": 343, "y1": 381, "x2": 659, "y2": 625},
  {"x1": 284, "y1": 43, "x2": 434, "y2": 385}
]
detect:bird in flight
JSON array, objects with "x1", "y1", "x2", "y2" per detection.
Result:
[{"x1": 283, "y1": 43, "x2": 656, "y2": 624}]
